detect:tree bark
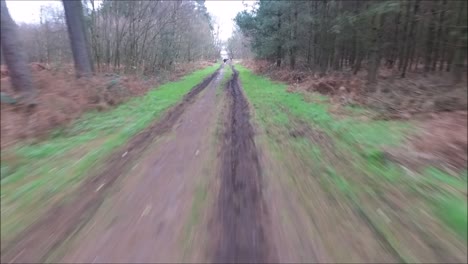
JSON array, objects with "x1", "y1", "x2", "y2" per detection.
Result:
[
  {"x1": 389, "y1": 9, "x2": 401, "y2": 69},
  {"x1": 276, "y1": 11, "x2": 282, "y2": 67},
  {"x1": 63, "y1": 0, "x2": 93, "y2": 78},
  {"x1": 452, "y1": 0, "x2": 467, "y2": 83},
  {"x1": 433, "y1": 0, "x2": 446, "y2": 71},
  {"x1": 90, "y1": 0, "x2": 101, "y2": 71},
  {"x1": 319, "y1": 0, "x2": 329, "y2": 74},
  {"x1": 368, "y1": 14, "x2": 379, "y2": 84},
  {"x1": 424, "y1": 0, "x2": 436, "y2": 72},
  {"x1": 289, "y1": 6, "x2": 298, "y2": 69},
  {"x1": 0, "y1": 0, "x2": 36, "y2": 105},
  {"x1": 401, "y1": 0, "x2": 420, "y2": 77},
  {"x1": 398, "y1": 0, "x2": 411, "y2": 71}
]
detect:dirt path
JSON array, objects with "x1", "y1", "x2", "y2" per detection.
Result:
[
  {"x1": 1, "y1": 68, "x2": 221, "y2": 263},
  {"x1": 53, "y1": 65, "x2": 277, "y2": 263},
  {"x1": 55, "y1": 68, "x2": 225, "y2": 263},
  {"x1": 3, "y1": 64, "x2": 280, "y2": 264}
]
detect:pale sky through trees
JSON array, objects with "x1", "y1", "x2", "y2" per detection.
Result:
[{"x1": 5, "y1": 0, "x2": 254, "y2": 41}]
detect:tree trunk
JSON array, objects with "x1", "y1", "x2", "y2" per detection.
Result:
[
  {"x1": 352, "y1": 0, "x2": 362, "y2": 74},
  {"x1": 90, "y1": 0, "x2": 101, "y2": 71},
  {"x1": 306, "y1": 33, "x2": 312, "y2": 65},
  {"x1": 433, "y1": 0, "x2": 446, "y2": 71},
  {"x1": 289, "y1": 7, "x2": 298, "y2": 69},
  {"x1": 276, "y1": 11, "x2": 282, "y2": 67},
  {"x1": 401, "y1": 0, "x2": 420, "y2": 78},
  {"x1": 452, "y1": 0, "x2": 467, "y2": 83},
  {"x1": 63, "y1": 0, "x2": 93, "y2": 78},
  {"x1": 368, "y1": 12, "x2": 385, "y2": 84},
  {"x1": 424, "y1": 1, "x2": 436, "y2": 72},
  {"x1": 340, "y1": 44, "x2": 346, "y2": 69},
  {"x1": 389, "y1": 9, "x2": 401, "y2": 69},
  {"x1": 313, "y1": 30, "x2": 319, "y2": 67},
  {"x1": 353, "y1": 40, "x2": 362, "y2": 75},
  {"x1": 0, "y1": 0, "x2": 36, "y2": 105},
  {"x1": 320, "y1": 0, "x2": 329, "y2": 74},
  {"x1": 399, "y1": 0, "x2": 411, "y2": 71},
  {"x1": 350, "y1": 30, "x2": 357, "y2": 66},
  {"x1": 333, "y1": 36, "x2": 340, "y2": 70}
]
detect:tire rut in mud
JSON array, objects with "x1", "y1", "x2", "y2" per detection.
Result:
[
  {"x1": 214, "y1": 66, "x2": 276, "y2": 263},
  {"x1": 1, "y1": 68, "x2": 221, "y2": 264}
]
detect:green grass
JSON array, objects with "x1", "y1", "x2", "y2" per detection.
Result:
[
  {"x1": 423, "y1": 167, "x2": 467, "y2": 191},
  {"x1": 217, "y1": 65, "x2": 233, "y2": 97},
  {"x1": 182, "y1": 181, "x2": 208, "y2": 255},
  {"x1": 0, "y1": 64, "x2": 219, "y2": 248},
  {"x1": 435, "y1": 195, "x2": 468, "y2": 241},
  {"x1": 325, "y1": 166, "x2": 354, "y2": 196},
  {"x1": 420, "y1": 168, "x2": 467, "y2": 240},
  {"x1": 222, "y1": 65, "x2": 233, "y2": 85},
  {"x1": 235, "y1": 65, "x2": 409, "y2": 150},
  {"x1": 186, "y1": 183, "x2": 208, "y2": 234},
  {"x1": 235, "y1": 63, "x2": 467, "y2": 256}
]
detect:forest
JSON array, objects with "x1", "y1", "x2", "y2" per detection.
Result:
[
  {"x1": 2, "y1": 0, "x2": 221, "y2": 73},
  {"x1": 231, "y1": 0, "x2": 467, "y2": 83}
]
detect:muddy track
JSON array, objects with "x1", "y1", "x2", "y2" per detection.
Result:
[
  {"x1": 1, "y1": 68, "x2": 220, "y2": 264},
  {"x1": 214, "y1": 66, "x2": 276, "y2": 263}
]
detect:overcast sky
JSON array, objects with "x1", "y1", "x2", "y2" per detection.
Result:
[{"x1": 6, "y1": 0, "x2": 253, "y2": 41}]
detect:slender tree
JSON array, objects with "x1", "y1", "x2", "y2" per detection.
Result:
[
  {"x1": 0, "y1": 0, "x2": 36, "y2": 105},
  {"x1": 62, "y1": 0, "x2": 93, "y2": 78},
  {"x1": 452, "y1": 0, "x2": 467, "y2": 83},
  {"x1": 424, "y1": 1, "x2": 436, "y2": 73}
]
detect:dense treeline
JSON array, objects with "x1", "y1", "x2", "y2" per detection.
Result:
[
  {"x1": 5, "y1": 0, "x2": 221, "y2": 74},
  {"x1": 235, "y1": 0, "x2": 467, "y2": 83}
]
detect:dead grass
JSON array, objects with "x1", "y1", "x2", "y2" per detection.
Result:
[
  {"x1": 0, "y1": 61, "x2": 213, "y2": 148},
  {"x1": 385, "y1": 111, "x2": 468, "y2": 171}
]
